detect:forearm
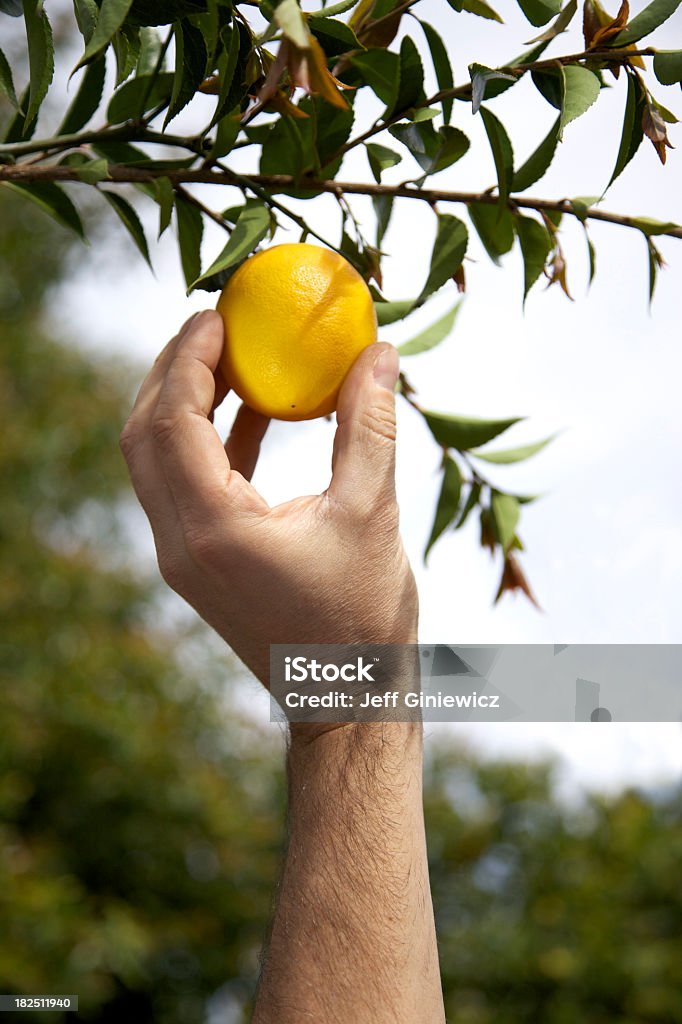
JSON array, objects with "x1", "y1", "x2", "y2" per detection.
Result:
[{"x1": 253, "y1": 723, "x2": 445, "y2": 1024}]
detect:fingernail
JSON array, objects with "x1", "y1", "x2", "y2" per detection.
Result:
[{"x1": 373, "y1": 345, "x2": 400, "y2": 392}]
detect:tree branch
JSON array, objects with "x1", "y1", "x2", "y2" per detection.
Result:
[
  {"x1": 1, "y1": 163, "x2": 679, "y2": 239},
  {"x1": 333, "y1": 48, "x2": 658, "y2": 161}
]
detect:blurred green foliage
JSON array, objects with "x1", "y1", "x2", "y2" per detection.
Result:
[{"x1": 1, "y1": 194, "x2": 680, "y2": 1023}]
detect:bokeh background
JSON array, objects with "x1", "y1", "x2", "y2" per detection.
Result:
[{"x1": 1, "y1": 1, "x2": 681, "y2": 1020}]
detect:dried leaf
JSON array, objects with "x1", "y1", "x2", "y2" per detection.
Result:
[
  {"x1": 585, "y1": 0, "x2": 629, "y2": 48},
  {"x1": 642, "y1": 97, "x2": 674, "y2": 164},
  {"x1": 494, "y1": 552, "x2": 541, "y2": 608}
]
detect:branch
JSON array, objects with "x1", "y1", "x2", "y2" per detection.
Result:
[
  {"x1": 1, "y1": 163, "x2": 679, "y2": 238},
  {"x1": 333, "y1": 47, "x2": 658, "y2": 161},
  {"x1": 0, "y1": 126, "x2": 209, "y2": 159}
]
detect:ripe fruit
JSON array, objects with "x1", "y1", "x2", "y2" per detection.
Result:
[{"x1": 216, "y1": 243, "x2": 377, "y2": 421}]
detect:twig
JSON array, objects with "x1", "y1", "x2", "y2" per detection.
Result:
[{"x1": 331, "y1": 47, "x2": 658, "y2": 162}]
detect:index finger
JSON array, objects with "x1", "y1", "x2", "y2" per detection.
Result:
[{"x1": 151, "y1": 310, "x2": 268, "y2": 530}]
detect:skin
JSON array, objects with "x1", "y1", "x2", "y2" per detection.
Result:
[{"x1": 120, "y1": 310, "x2": 446, "y2": 1023}]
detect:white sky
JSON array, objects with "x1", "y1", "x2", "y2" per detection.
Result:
[{"x1": 42, "y1": 1, "x2": 682, "y2": 793}]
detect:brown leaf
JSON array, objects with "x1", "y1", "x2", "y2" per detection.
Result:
[
  {"x1": 350, "y1": 0, "x2": 403, "y2": 50},
  {"x1": 643, "y1": 99, "x2": 674, "y2": 165},
  {"x1": 494, "y1": 553, "x2": 541, "y2": 609},
  {"x1": 453, "y1": 265, "x2": 466, "y2": 293},
  {"x1": 545, "y1": 248, "x2": 573, "y2": 299},
  {"x1": 199, "y1": 76, "x2": 220, "y2": 95},
  {"x1": 363, "y1": 245, "x2": 383, "y2": 288},
  {"x1": 480, "y1": 508, "x2": 497, "y2": 557},
  {"x1": 587, "y1": 0, "x2": 629, "y2": 49}
]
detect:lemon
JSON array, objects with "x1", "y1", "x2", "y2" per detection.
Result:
[{"x1": 216, "y1": 243, "x2": 377, "y2": 421}]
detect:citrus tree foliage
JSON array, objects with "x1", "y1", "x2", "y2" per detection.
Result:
[{"x1": 1, "y1": 0, "x2": 681, "y2": 604}]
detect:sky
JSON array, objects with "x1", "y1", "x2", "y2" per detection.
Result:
[{"x1": 30, "y1": 0, "x2": 682, "y2": 793}]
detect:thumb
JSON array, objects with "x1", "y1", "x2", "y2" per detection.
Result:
[{"x1": 327, "y1": 342, "x2": 400, "y2": 515}]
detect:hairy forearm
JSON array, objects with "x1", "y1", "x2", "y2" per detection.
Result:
[{"x1": 253, "y1": 723, "x2": 445, "y2": 1024}]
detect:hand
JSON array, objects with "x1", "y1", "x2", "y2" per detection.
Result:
[{"x1": 120, "y1": 310, "x2": 418, "y2": 686}]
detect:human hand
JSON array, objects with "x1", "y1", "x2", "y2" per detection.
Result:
[{"x1": 120, "y1": 311, "x2": 418, "y2": 687}]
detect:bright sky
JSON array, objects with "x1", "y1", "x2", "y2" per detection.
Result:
[{"x1": 43, "y1": 1, "x2": 682, "y2": 793}]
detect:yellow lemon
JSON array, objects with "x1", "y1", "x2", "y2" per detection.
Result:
[{"x1": 216, "y1": 243, "x2": 377, "y2": 421}]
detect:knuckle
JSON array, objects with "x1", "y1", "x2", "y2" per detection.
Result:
[
  {"x1": 157, "y1": 551, "x2": 185, "y2": 591},
  {"x1": 184, "y1": 527, "x2": 218, "y2": 569},
  {"x1": 119, "y1": 419, "x2": 141, "y2": 461},
  {"x1": 151, "y1": 411, "x2": 183, "y2": 448}
]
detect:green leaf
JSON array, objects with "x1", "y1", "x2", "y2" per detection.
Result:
[
  {"x1": 154, "y1": 176, "x2": 175, "y2": 238},
  {"x1": 352, "y1": 49, "x2": 400, "y2": 105},
  {"x1": 366, "y1": 143, "x2": 402, "y2": 183},
  {"x1": 420, "y1": 21, "x2": 454, "y2": 122},
  {"x1": 398, "y1": 301, "x2": 462, "y2": 356},
  {"x1": 308, "y1": 15, "x2": 363, "y2": 55},
  {"x1": 512, "y1": 117, "x2": 560, "y2": 191},
  {"x1": 188, "y1": 204, "x2": 271, "y2": 293},
  {"x1": 480, "y1": 106, "x2": 514, "y2": 207},
  {"x1": 136, "y1": 26, "x2": 162, "y2": 76},
  {"x1": 75, "y1": 0, "x2": 135, "y2": 71},
  {"x1": 2, "y1": 86, "x2": 34, "y2": 142},
  {"x1": 559, "y1": 65, "x2": 601, "y2": 136},
  {"x1": 418, "y1": 215, "x2": 468, "y2": 304},
  {"x1": 428, "y1": 126, "x2": 471, "y2": 173},
  {"x1": 531, "y1": 69, "x2": 562, "y2": 108},
  {"x1": 165, "y1": 19, "x2": 208, "y2": 127},
  {"x1": 0, "y1": 0, "x2": 22, "y2": 13},
  {"x1": 516, "y1": 0, "x2": 561, "y2": 26},
  {"x1": 260, "y1": 116, "x2": 316, "y2": 179},
  {"x1": 424, "y1": 411, "x2": 522, "y2": 450},
  {"x1": 425, "y1": 457, "x2": 463, "y2": 562},
  {"x1": 586, "y1": 230, "x2": 596, "y2": 286},
  {"x1": 646, "y1": 237, "x2": 661, "y2": 303},
  {"x1": 373, "y1": 194, "x2": 393, "y2": 248},
  {"x1": 73, "y1": 0, "x2": 98, "y2": 42},
  {"x1": 470, "y1": 64, "x2": 517, "y2": 114},
  {"x1": 389, "y1": 122, "x2": 469, "y2": 175},
  {"x1": 2, "y1": 181, "x2": 85, "y2": 238},
  {"x1": 274, "y1": 0, "x2": 310, "y2": 48},
  {"x1": 375, "y1": 299, "x2": 416, "y2": 325},
  {"x1": 58, "y1": 55, "x2": 106, "y2": 134},
  {"x1": 607, "y1": 72, "x2": 645, "y2": 188},
  {"x1": 469, "y1": 203, "x2": 515, "y2": 265},
  {"x1": 23, "y1": 0, "x2": 55, "y2": 128},
  {"x1": 451, "y1": 0, "x2": 503, "y2": 21},
  {"x1": 0, "y1": 46, "x2": 20, "y2": 110},
  {"x1": 491, "y1": 491, "x2": 520, "y2": 552},
  {"x1": 107, "y1": 72, "x2": 174, "y2": 124},
  {"x1": 516, "y1": 215, "x2": 552, "y2": 301},
  {"x1": 455, "y1": 481, "x2": 482, "y2": 529},
  {"x1": 630, "y1": 216, "x2": 681, "y2": 236},
  {"x1": 525, "y1": 0, "x2": 577, "y2": 43},
  {"x1": 210, "y1": 110, "x2": 241, "y2": 159},
  {"x1": 613, "y1": 0, "x2": 682, "y2": 46},
  {"x1": 471, "y1": 435, "x2": 555, "y2": 463},
  {"x1": 385, "y1": 35, "x2": 424, "y2": 119},
  {"x1": 208, "y1": 24, "x2": 242, "y2": 130},
  {"x1": 66, "y1": 155, "x2": 111, "y2": 183},
  {"x1": 176, "y1": 195, "x2": 203, "y2": 290},
  {"x1": 654, "y1": 50, "x2": 682, "y2": 86},
  {"x1": 101, "y1": 190, "x2": 152, "y2": 266},
  {"x1": 112, "y1": 23, "x2": 140, "y2": 86}
]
